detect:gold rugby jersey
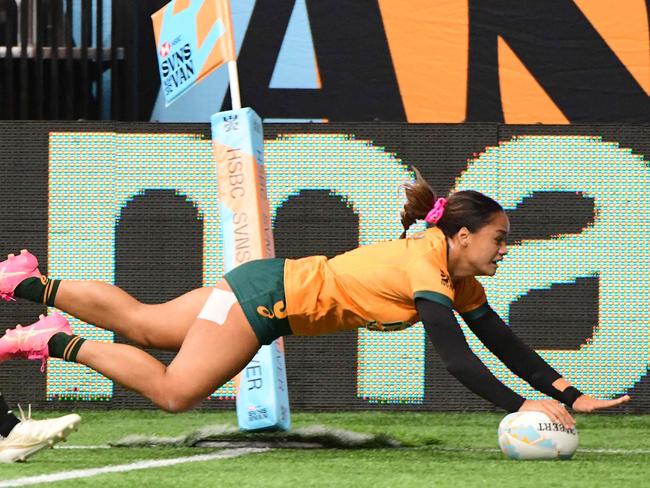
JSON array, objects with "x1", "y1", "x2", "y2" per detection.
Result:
[{"x1": 283, "y1": 227, "x2": 487, "y2": 335}]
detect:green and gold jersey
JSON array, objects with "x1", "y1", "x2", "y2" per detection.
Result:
[{"x1": 284, "y1": 227, "x2": 487, "y2": 335}]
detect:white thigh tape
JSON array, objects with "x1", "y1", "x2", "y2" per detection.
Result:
[{"x1": 198, "y1": 288, "x2": 238, "y2": 325}]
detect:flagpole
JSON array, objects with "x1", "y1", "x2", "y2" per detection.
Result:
[{"x1": 227, "y1": 60, "x2": 241, "y2": 110}]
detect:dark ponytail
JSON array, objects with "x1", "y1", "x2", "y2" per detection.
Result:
[
  {"x1": 401, "y1": 168, "x2": 503, "y2": 239},
  {"x1": 400, "y1": 167, "x2": 436, "y2": 238}
]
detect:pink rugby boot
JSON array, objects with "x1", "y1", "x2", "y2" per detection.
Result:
[
  {"x1": 0, "y1": 312, "x2": 72, "y2": 371},
  {"x1": 0, "y1": 250, "x2": 42, "y2": 301}
]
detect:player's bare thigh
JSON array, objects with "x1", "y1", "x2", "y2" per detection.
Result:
[
  {"x1": 137, "y1": 280, "x2": 236, "y2": 350},
  {"x1": 162, "y1": 284, "x2": 260, "y2": 410}
]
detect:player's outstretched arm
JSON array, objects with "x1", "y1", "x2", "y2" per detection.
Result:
[
  {"x1": 464, "y1": 305, "x2": 630, "y2": 413},
  {"x1": 416, "y1": 298, "x2": 525, "y2": 413}
]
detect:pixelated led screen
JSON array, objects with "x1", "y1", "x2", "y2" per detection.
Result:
[{"x1": 0, "y1": 122, "x2": 648, "y2": 411}]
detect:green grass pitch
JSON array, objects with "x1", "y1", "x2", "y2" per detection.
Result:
[{"x1": 1, "y1": 411, "x2": 648, "y2": 487}]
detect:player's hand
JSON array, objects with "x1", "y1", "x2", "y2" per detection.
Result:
[
  {"x1": 571, "y1": 394, "x2": 630, "y2": 413},
  {"x1": 519, "y1": 399, "x2": 575, "y2": 429}
]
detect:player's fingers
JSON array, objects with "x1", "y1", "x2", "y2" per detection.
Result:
[
  {"x1": 540, "y1": 405, "x2": 561, "y2": 425},
  {"x1": 559, "y1": 410, "x2": 575, "y2": 429},
  {"x1": 540, "y1": 403, "x2": 564, "y2": 426},
  {"x1": 548, "y1": 402, "x2": 575, "y2": 428},
  {"x1": 593, "y1": 395, "x2": 630, "y2": 410}
]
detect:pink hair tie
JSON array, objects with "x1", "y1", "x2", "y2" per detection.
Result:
[{"x1": 425, "y1": 197, "x2": 447, "y2": 224}]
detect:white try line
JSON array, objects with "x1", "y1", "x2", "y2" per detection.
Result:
[
  {"x1": 426, "y1": 446, "x2": 650, "y2": 455},
  {"x1": 579, "y1": 448, "x2": 650, "y2": 455},
  {"x1": 55, "y1": 445, "x2": 110, "y2": 449},
  {"x1": 0, "y1": 447, "x2": 269, "y2": 487}
]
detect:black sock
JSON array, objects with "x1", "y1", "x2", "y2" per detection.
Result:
[
  {"x1": 14, "y1": 277, "x2": 61, "y2": 306},
  {"x1": 0, "y1": 393, "x2": 9, "y2": 415},
  {"x1": 0, "y1": 414, "x2": 19, "y2": 438},
  {"x1": 48, "y1": 333, "x2": 86, "y2": 362},
  {"x1": 0, "y1": 395, "x2": 20, "y2": 437}
]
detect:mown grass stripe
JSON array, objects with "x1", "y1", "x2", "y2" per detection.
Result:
[{"x1": 54, "y1": 444, "x2": 650, "y2": 455}]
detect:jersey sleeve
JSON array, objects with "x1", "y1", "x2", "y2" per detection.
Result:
[
  {"x1": 405, "y1": 253, "x2": 455, "y2": 308},
  {"x1": 454, "y1": 277, "x2": 488, "y2": 319}
]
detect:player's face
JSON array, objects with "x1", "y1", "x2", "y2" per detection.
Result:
[{"x1": 466, "y1": 211, "x2": 509, "y2": 276}]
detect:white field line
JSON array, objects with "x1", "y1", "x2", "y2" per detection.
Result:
[
  {"x1": 578, "y1": 448, "x2": 650, "y2": 455},
  {"x1": 0, "y1": 447, "x2": 269, "y2": 487},
  {"x1": 425, "y1": 446, "x2": 650, "y2": 455},
  {"x1": 55, "y1": 445, "x2": 110, "y2": 449}
]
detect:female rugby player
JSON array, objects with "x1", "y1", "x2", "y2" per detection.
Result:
[{"x1": 0, "y1": 169, "x2": 629, "y2": 425}]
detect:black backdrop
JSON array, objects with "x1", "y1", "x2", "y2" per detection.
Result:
[{"x1": 0, "y1": 122, "x2": 648, "y2": 412}]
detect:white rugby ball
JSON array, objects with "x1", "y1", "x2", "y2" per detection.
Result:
[{"x1": 498, "y1": 411, "x2": 579, "y2": 460}]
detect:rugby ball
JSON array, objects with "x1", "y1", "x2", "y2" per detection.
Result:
[{"x1": 498, "y1": 411, "x2": 578, "y2": 460}]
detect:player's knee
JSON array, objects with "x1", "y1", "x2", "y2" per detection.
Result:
[
  {"x1": 159, "y1": 401, "x2": 190, "y2": 414},
  {"x1": 158, "y1": 389, "x2": 199, "y2": 413}
]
